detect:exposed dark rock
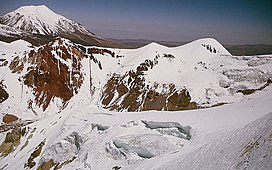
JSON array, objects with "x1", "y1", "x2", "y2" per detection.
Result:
[
  {"x1": 237, "y1": 89, "x2": 256, "y2": 95},
  {"x1": 91, "y1": 123, "x2": 110, "y2": 131},
  {"x1": 2, "y1": 114, "x2": 18, "y2": 124},
  {"x1": 21, "y1": 38, "x2": 84, "y2": 111},
  {"x1": 167, "y1": 90, "x2": 197, "y2": 111},
  {"x1": 163, "y1": 53, "x2": 175, "y2": 61},
  {"x1": 237, "y1": 78, "x2": 272, "y2": 95},
  {"x1": 37, "y1": 159, "x2": 56, "y2": 170},
  {"x1": 0, "y1": 86, "x2": 9, "y2": 103},
  {"x1": 112, "y1": 166, "x2": 121, "y2": 170},
  {"x1": 9, "y1": 56, "x2": 24, "y2": 73},
  {"x1": 87, "y1": 47, "x2": 115, "y2": 57},
  {"x1": 25, "y1": 141, "x2": 45, "y2": 168},
  {"x1": 0, "y1": 125, "x2": 22, "y2": 156},
  {"x1": 0, "y1": 81, "x2": 8, "y2": 103},
  {"x1": 100, "y1": 53, "x2": 198, "y2": 111},
  {"x1": 101, "y1": 72, "x2": 198, "y2": 112},
  {"x1": 143, "y1": 90, "x2": 166, "y2": 111},
  {"x1": 0, "y1": 59, "x2": 8, "y2": 67},
  {"x1": 54, "y1": 156, "x2": 76, "y2": 169},
  {"x1": 0, "y1": 120, "x2": 34, "y2": 133}
]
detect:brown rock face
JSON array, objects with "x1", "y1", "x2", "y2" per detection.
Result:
[
  {"x1": 0, "y1": 87, "x2": 8, "y2": 103},
  {"x1": 37, "y1": 159, "x2": 56, "y2": 170},
  {"x1": 0, "y1": 125, "x2": 22, "y2": 157},
  {"x1": 166, "y1": 90, "x2": 198, "y2": 111},
  {"x1": 0, "y1": 81, "x2": 9, "y2": 103},
  {"x1": 21, "y1": 38, "x2": 85, "y2": 111},
  {"x1": 9, "y1": 55, "x2": 25, "y2": 74},
  {"x1": 143, "y1": 90, "x2": 166, "y2": 111},
  {"x1": 25, "y1": 141, "x2": 45, "y2": 168},
  {"x1": 101, "y1": 74, "x2": 198, "y2": 112},
  {"x1": 101, "y1": 55, "x2": 198, "y2": 112},
  {"x1": 2, "y1": 114, "x2": 19, "y2": 124}
]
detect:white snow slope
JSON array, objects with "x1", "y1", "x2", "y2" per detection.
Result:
[
  {"x1": 0, "y1": 38, "x2": 272, "y2": 169},
  {"x1": 0, "y1": 23, "x2": 26, "y2": 37}
]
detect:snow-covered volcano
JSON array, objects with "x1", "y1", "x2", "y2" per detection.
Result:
[
  {"x1": 0, "y1": 5, "x2": 125, "y2": 47},
  {"x1": 0, "y1": 5, "x2": 94, "y2": 36}
]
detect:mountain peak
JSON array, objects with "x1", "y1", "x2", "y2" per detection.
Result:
[
  {"x1": 16, "y1": 4, "x2": 51, "y2": 11},
  {"x1": 0, "y1": 4, "x2": 90, "y2": 36},
  {"x1": 0, "y1": 5, "x2": 124, "y2": 47},
  {"x1": 13, "y1": 5, "x2": 58, "y2": 17}
]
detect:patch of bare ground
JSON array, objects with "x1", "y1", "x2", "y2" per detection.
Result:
[
  {"x1": 0, "y1": 81, "x2": 9, "y2": 103},
  {"x1": 0, "y1": 125, "x2": 22, "y2": 157},
  {"x1": 2, "y1": 114, "x2": 18, "y2": 124},
  {"x1": 25, "y1": 140, "x2": 45, "y2": 168},
  {"x1": 37, "y1": 156, "x2": 76, "y2": 170}
]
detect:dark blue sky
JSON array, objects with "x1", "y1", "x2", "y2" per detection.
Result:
[{"x1": 1, "y1": 0, "x2": 272, "y2": 44}]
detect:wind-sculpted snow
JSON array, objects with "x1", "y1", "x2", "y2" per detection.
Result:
[
  {"x1": 247, "y1": 55, "x2": 272, "y2": 67},
  {"x1": 223, "y1": 68, "x2": 272, "y2": 83},
  {"x1": 106, "y1": 134, "x2": 179, "y2": 160},
  {"x1": 110, "y1": 139, "x2": 155, "y2": 159},
  {"x1": 141, "y1": 120, "x2": 192, "y2": 140},
  {"x1": 39, "y1": 132, "x2": 83, "y2": 166}
]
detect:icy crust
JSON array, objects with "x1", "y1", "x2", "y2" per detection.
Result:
[
  {"x1": 141, "y1": 120, "x2": 192, "y2": 140},
  {"x1": 106, "y1": 134, "x2": 178, "y2": 159},
  {"x1": 39, "y1": 132, "x2": 83, "y2": 164}
]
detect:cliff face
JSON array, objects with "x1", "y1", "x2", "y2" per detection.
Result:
[
  {"x1": 7, "y1": 38, "x2": 85, "y2": 111},
  {"x1": 101, "y1": 61, "x2": 197, "y2": 112}
]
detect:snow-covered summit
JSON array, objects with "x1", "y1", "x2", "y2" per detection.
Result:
[
  {"x1": 174, "y1": 38, "x2": 231, "y2": 56},
  {"x1": 0, "y1": 5, "x2": 94, "y2": 36},
  {"x1": 13, "y1": 5, "x2": 58, "y2": 16}
]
